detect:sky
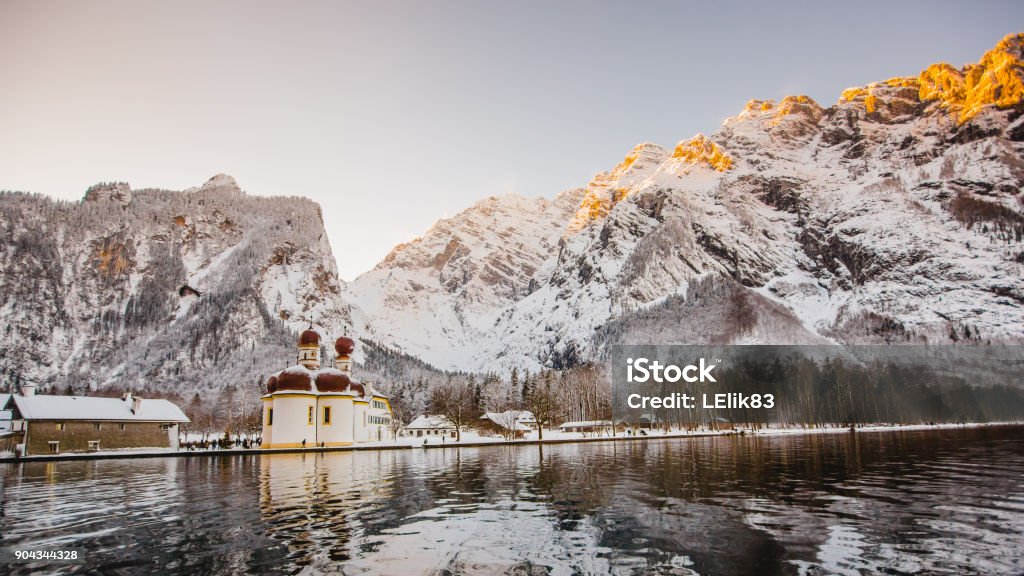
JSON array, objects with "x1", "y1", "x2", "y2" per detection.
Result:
[{"x1": 1, "y1": 1, "x2": 1021, "y2": 280}]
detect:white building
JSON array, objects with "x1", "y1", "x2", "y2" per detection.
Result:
[
  {"x1": 403, "y1": 415, "x2": 457, "y2": 439},
  {"x1": 261, "y1": 329, "x2": 393, "y2": 448}
]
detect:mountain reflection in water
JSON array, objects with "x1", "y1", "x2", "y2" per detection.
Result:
[{"x1": 2, "y1": 426, "x2": 1023, "y2": 575}]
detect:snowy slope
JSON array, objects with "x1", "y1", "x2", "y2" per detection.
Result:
[
  {"x1": 350, "y1": 33, "x2": 1024, "y2": 372},
  {"x1": 343, "y1": 191, "x2": 583, "y2": 368},
  {"x1": 0, "y1": 175, "x2": 359, "y2": 397}
]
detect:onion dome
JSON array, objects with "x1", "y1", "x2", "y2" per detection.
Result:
[
  {"x1": 266, "y1": 375, "x2": 279, "y2": 393},
  {"x1": 275, "y1": 368, "x2": 313, "y2": 391},
  {"x1": 335, "y1": 336, "x2": 355, "y2": 356},
  {"x1": 349, "y1": 382, "x2": 365, "y2": 397},
  {"x1": 315, "y1": 371, "x2": 352, "y2": 393},
  {"x1": 299, "y1": 329, "x2": 320, "y2": 347}
]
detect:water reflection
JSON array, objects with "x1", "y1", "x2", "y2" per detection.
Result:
[{"x1": 1, "y1": 427, "x2": 1023, "y2": 575}]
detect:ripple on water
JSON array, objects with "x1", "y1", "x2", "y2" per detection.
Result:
[{"x1": 0, "y1": 427, "x2": 1022, "y2": 575}]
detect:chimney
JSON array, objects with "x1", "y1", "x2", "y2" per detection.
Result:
[
  {"x1": 20, "y1": 382, "x2": 36, "y2": 397},
  {"x1": 131, "y1": 396, "x2": 142, "y2": 414},
  {"x1": 123, "y1": 391, "x2": 132, "y2": 403}
]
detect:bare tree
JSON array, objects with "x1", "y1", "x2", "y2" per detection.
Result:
[
  {"x1": 430, "y1": 379, "x2": 478, "y2": 442},
  {"x1": 525, "y1": 379, "x2": 562, "y2": 440}
]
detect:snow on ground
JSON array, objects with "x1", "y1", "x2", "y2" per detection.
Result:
[{"x1": 4, "y1": 422, "x2": 1017, "y2": 462}]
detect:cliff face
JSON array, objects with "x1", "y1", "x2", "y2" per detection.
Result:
[
  {"x1": 4, "y1": 35, "x2": 1023, "y2": 385},
  {"x1": 0, "y1": 175, "x2": 358, "y2": 397},
  {"x1": 342, "y1": 191, "x2": 584, "y2": 369},
  {"x1": 349, "y1": 33, "x2": 1024, "y2": 372}
]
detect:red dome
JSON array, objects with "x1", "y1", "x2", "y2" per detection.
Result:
[
  {"x1": 276, "y1": 370, "x2": 312, "y2": 391},
  {"x1": 299, "y1": 329, "x2": 320, "y2": 347},
  {"x1": 316, "y1": 371, "x2": 352, "y2": 393},
  {"x1": 335, "y1": 336, "x2": 355, "y2": 356},
  {"x1": 349, "y1": 382, "x2": 365, "y2": 396},
  {"x1": 266, "y1": 375, "x2": 279, "y2": 393}
]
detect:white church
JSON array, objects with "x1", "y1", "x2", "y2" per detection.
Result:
[{"x1": 261, "y1": 329, "x2": 393, "y2": 448}]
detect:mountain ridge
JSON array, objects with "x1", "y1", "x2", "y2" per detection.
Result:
[
  {"x1": 347, "y1": 32, "x2": 1024, "y2": 372},
  {"x1": 2, "y1": 34, "x2": 1022, "y2": 392}
]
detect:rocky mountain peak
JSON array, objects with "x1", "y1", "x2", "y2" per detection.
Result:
[
  {"x1": 193, "y1": 173, "x2": 243, "y2": 196},
  {"x1": 83, "y1": 182, "x2": 132, "y2": 205},
  {"x1": 722, "y1": 96, "x2": 825, "y2": 144},
  {"x1": 670, "y1": 134, "x2": 733, "y2": 172},
  {"x1": 839, "y1": 33, "x2": 1024, "y2": 125},
  {"x1": 567, "y1": 143, "x2": 668, "y2": 233}
]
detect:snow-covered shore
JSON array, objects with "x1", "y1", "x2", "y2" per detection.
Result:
[{"x1": 1, "y1": 421, "x2": 1019, "y2": 463}]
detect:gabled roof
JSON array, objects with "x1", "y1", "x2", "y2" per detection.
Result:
[
  {"x1": 558, "y1": 420, "x2": 613, "y2": 429},
  {"x1": 13, "y1": 395, "x2": 189, "y2": 422},
  {"x1": 0, "y1": 394, "x2": 11, "y2": 410},
  {"x1": 481, "y1": 411, "x2": 535, "y2": 431},
  {"x1": 405, "y1": 415, "x2": 456, "y2": 429}
]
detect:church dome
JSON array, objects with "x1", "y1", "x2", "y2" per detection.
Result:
[
  {"x1": 299, "y1": 329, "x2": 320, "y2": 347},
  {"x1": 315, "y1": 371, "x2": 353, "y2": 393},
  {"x1": 266, "y1": 375, "x2": 279, "y2": 393},
  {"x1": 275, "y1": 368, "x2": 313, "y2": 391},
  {"x1": 335, "y1": 336, "x2": 355, "y2": 356}
]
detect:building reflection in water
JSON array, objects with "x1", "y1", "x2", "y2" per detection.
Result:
[
  {"x1": 0, "y1": 427, "x2": 1022, "y2": 575},
  {"x1": 257, "y1": 449, "x2": 402, "y2": 571}
]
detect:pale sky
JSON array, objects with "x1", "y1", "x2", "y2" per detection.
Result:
[{"x1": 1, "y1": 1, "x2": 1021, "y2": 280}]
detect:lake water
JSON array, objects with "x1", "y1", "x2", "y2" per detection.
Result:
[{"x1": 1, "y1": 426, "x2": 1023, "y2": 575}]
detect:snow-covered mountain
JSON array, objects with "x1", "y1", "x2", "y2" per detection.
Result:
[
  {"x1": 344, "y1": 191, "x2": 583, "y2": 368},
  {"x1": 347, "y1": 33, "x2": 1024, "y2": 372},
  {"x1": 0, "y1": 174, "x2": 359, "y2": 396},
  {"x1": 3, "y1": 34, "x2": 1023, "y2": 388}
]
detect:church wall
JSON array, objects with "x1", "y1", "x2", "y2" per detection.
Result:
[
  {"x1": 317, "y1": 396, "x2": 354, "y2": 446},
  {"x1": 352, "y1": 402, "x2": 369, "y2": 443},
  {"x1": 266, "y1": 393, "x2": 317, "y2": 448},
  {"x1": 261, "y1": 398, "x2": 274, "y2": 447}
]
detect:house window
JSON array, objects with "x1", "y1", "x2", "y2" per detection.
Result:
[
  {"x1": 48, "y1": 441, "x2": 59, "y2": 454},
  {"x1": 119, "y1": 423, "x2": 126, "y2": 431},
  {"x1": 267, "y1": 408, "x2": 273, "y2": 426},
  {"x1": 308, "y1": 406, "x2": 314, "y2": 425},
  {"x1": 94, "y1": 423, "x2": 102, "y2": 431},
  {"x1": 323, "y1": 406, "x2": 331, "y2": 425},
  {"x1": 55, "y1": 422, "x2": 66, "y2": 431},
  {"x1": 160, "y1": 424, "x2": 172, "y2": 431},
  {"x1": 88, "y1": 441, "x2": 100, "y2": 451}
]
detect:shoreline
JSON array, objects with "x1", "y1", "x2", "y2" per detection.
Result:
[{"x1": 1, "y1": 421, "x2": 1019, "y2": 464}]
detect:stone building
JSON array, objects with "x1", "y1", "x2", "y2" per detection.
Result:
[{"x1": 4, "y1": 384, "x2": 189, "y2": 456}]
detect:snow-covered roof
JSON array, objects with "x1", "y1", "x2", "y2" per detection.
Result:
[
  {"x1": 405, "y1": 414, "x2": 456, "y2": 430},
  {"x1": 13, "y1": 395, "x2": 189, "y2": 422},
  {"x1": 0, "y1": 394, "x2": 10, "y2": 409},
  {"x1": 558, "y1": 420, "x2": 613, "y2": 429},
  {"x1": 481, "y1": 411, "x2": 534, "y2": 431}
]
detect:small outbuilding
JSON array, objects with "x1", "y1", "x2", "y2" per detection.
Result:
[
  {"x1": 478, "y1": 410, "x2": 536, "y2": 439},
  {"x1": 403, "y1": 415, "x2": 457, "y2": 439},
  {"x1": 558, "y1": 420, "x2": 615, "y2": 435}
]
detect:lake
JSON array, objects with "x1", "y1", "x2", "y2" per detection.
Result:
[{"x1": 1, "y1": 425, "x2": 1023, "y2": 575}]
